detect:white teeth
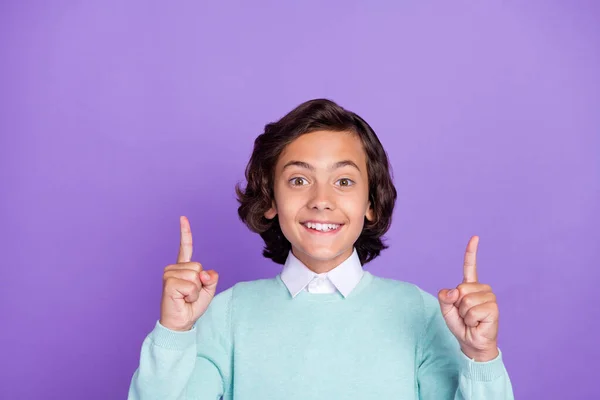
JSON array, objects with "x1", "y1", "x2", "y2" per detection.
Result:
[{"x1": 305, "y1": 222, "x2": 340, "y2": 231}]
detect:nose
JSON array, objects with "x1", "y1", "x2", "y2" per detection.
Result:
[{"x1": 307, "y1": 183, "x2": 335, "y2": 211}]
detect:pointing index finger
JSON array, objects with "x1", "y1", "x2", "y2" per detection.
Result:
[
  {"x1": 177, "y1": 216, "x2": 193, "y2": 263},
  {"x1": 463, "y1": 235, "x2": 479, "y2": 283}
]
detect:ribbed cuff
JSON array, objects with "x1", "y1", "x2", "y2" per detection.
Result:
[
  {"x1": 459, "y1": 348, "x2": 506, "y2": 381},
  {"x1": 150, "y1": 320, "x2": 197, "y2": 350}
]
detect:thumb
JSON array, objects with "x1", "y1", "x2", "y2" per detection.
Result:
[
  {"x1": 438, "y1": 288, "x2": 466, "y2": 338},
  {"x1": 438, "y1": 288, "x2": 459, "y2": 316},
  {"x1": 200, "y1": 270, "x2": 219, "y2": 295}
]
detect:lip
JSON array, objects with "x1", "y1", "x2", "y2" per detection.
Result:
[
  {"x1": 300, "y1": 221, "x2": 344, "y2": 235},
  {"x1": 301, "y1": 220, "x2": 344, "y2": 225}
]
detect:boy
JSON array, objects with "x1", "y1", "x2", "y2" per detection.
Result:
[{"x1": 129, "y1": 99, "x2": 514, "y2": 399}]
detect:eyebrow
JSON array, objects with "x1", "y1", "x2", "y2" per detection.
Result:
[{"x1": 281, "y1": 160, "x2": 361, "y2": 172}]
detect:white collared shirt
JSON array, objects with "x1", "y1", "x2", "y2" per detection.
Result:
[{"x1": 280, "y1": 248, "x2": 364, "y2": 298}]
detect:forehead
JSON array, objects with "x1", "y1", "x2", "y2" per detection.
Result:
[{"x1": 277, "y1": 130, "x2": 366, "y2": 166}]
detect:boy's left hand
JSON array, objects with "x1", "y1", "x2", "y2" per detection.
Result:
[{"x1": 438, "y1": 236, "x2": 500, "y2": 362}]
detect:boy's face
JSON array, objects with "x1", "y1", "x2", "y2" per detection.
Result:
[{"x1": 265, "y1": 130, "x2": 374, "y2": 272}]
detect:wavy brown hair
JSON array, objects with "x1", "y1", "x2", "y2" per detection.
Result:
[{"x1": 235, "y1": 99, "x2": 397, "y2": 265}]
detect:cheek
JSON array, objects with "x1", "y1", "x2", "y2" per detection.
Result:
[
  {"x1": 274, "y1": 192, "x2": 302, "y2": 222},
  {"x1": 275, "y1": 202, "x2": 302, "y2": 242},
  {"x1": 337, "y1": 194, "x2": 370, "y2": 216}
]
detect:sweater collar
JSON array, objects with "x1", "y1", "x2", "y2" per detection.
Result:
[{"x1": 280, "y1": 248, "x2": 364, "y2": 298}]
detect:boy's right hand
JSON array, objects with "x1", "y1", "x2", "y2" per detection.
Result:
[{"x1": 159, "y1": 216, "x2": 219, "y2": 332}]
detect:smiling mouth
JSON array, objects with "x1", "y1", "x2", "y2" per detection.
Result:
[{"x1": 301, "y1": 221, "x2": 344, "y2": 233}]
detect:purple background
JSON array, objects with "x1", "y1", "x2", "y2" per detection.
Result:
[{"x1": 1, "y1": 1, "x2": 599, "y2": 399}]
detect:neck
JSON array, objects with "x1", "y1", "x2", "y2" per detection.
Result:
[{"x1": 291, "y1": 246, "x2": 354, "y2": 274}]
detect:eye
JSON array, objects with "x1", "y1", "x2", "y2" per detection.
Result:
[
  {"x1": 336, "y1": 178, "x2": 355, "y2": 187},
  {"x1": 289, "y1": 177, "x2": 308, "y2": 186}
]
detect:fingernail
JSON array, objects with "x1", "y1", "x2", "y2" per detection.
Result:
[
  {"x1": 201, "y1": 271, "x2": 210, "y2": 280},
  {"x1": 447, "y1": 289, "x2": 456, "y2": 298}
]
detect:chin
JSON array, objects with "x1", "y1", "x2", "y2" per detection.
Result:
[{"x1": 294, "y1": 244, "x2": 349, "y2": 262}]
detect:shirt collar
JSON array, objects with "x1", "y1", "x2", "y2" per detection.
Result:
[{"x1": 280, "y1": 248, "x2": 364, "y2": 298}]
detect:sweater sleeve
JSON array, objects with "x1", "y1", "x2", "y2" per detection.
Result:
[
  {"x1": 416, "y1": 288, "x2": 514, "y2": 400},
  {"x1": 128, "y1": 287, "x2": 234, "y2": 400}
]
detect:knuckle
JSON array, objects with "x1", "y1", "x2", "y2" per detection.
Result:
[
  {"x1": 164, "y1": 264, "x2": 176, "y2": 272},
  {"x1": 185, "y1": 270, "x2": 201, "y2": 283},
  {"x1": 163, "y1": 276, "x2": 176, "y2": 287},
  {"x1": 462, "y1": 294, "x2": 475, "y2": 308},
  {"x1": 179, "y1": 279, "x2": 195, "y2": 292},
  {"x1": 465, "y1": 307, "x2": 476, "y2": 319},
  {"x1": 181, "y1": 262, "x2": 203, "y2": 272},
  {"x1": 457, "y1": 283, "x2": 470, "y2": 294},
  {"x1": 189, "y1": 281, "x2": 201, "y2": 294},
  {"x1": 183, "y1": 279, "x2": 196, "y2": 289},
  {"x1": 490, "y1": 302, "x2": 499, "y2": 313},
  {"x1": 176, "y1": 269, "x2": 191, "y2": 279}
]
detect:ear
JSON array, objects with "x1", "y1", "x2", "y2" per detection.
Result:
[
  {"x1": 264, "y1": 200, "x2": 277, "y2": 219},
  {"x1": 365, "y1": 201, "x2": 375, "y2": 222}
]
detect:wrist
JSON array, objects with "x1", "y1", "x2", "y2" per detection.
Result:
[
  {"x1": 151, "y1": 320, "x2": 196, "y2": 350},
  {"x1": 159, "y1": 318, "x2": 194, "y2": 332},
  {"x1": 461, "y1": 346, "x2": 499, "y2": 362}
]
